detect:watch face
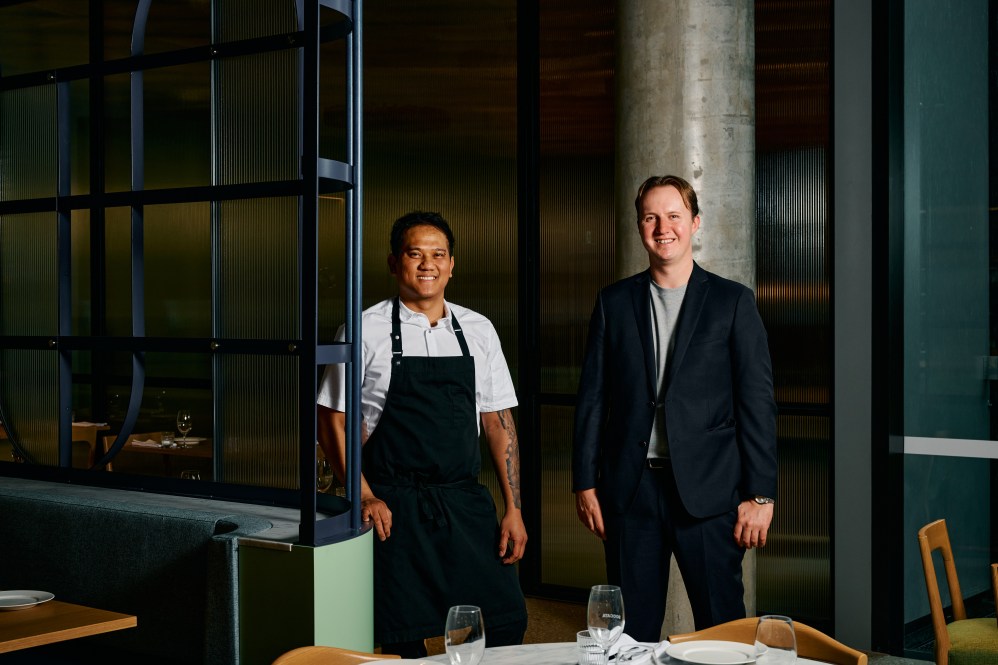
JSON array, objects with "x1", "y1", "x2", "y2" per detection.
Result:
[{"x1": 754, "y1": 496, "x2": 774, "y2": 505}]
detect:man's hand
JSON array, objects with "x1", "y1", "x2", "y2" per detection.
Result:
[
  {"x1": 734, "y1": 500, "x2": 773, "y2": 549},
  {"x1": 575, "y1": 488, "x2": 606, "y2": 540},
  {"x1": 498, "y1": 509, "x2": 527, "y2": 564},
  {"x1": 362, "y1": 496, "x2": 392, "y2": 541}
]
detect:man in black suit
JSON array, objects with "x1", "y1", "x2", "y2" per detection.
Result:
[{"x1": 573, "y1": 175, "x2": 778, "y2": 640}]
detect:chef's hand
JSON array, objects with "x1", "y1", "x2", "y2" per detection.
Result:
[
  {"x1": 361, "y1": 496, "x2": 392, "y2": 541},
  {"x1": 498, "y1": 509, "x2": 527, "y2": 564},
  {"x1": 575, "y1": 488, "x2": 606, "y2": 540},
  {"x1": 734, "y1": 500, "x2": 773, "y2": 549}
]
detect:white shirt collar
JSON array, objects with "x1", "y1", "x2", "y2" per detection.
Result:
[{"x1": 397, "y1": 299, "x2": 454, "y2": 330}]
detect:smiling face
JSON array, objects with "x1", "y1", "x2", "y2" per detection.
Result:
[
  {"x1": 388, "y1": 224, "x2": 455, "y2": 310},
  {"x1": 638, "y1": 184, "x2": 700, "y2": 273}
]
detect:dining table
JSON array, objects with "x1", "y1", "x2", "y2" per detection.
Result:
[
  {"x1": 0, "y1": 598, "x2": 137, "y2": 654},
  {"x1": 378, "y1": 642, "x2": 820, "y2": 665}
]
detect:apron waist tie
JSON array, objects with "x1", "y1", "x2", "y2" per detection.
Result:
[{"x1": 374, "y1": 477, "x2": 477, "y2": 528}]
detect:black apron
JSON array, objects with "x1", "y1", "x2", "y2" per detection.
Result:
[{"x1": 363, "y1": 298, "x2": 526, "y2": 644}]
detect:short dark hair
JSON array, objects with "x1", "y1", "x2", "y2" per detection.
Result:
[
  {"x1": 634, "y1": 175, "x2": 700, "y2": 220},
  {"x1": 389, "y1": 211, "x2": 456, "y2": 257}
]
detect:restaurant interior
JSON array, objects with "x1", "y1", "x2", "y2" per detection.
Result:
[{"x1": 0, "y1": 0, "x2": 995, "y2": 664}]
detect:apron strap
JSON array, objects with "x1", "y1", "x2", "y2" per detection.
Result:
[{"x1": 392, "y1": 296, "x2": 471, "y2": 358}]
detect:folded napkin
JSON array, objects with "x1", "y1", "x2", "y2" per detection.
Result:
[
  {"x1": 72, "y1": 421, "x2": 108, "y2": 427},
  {"x1": 609, "y1": 634, "x2": 664, "y2": 664},
  {"x1": 131, "y1": 439, "x2": 165, "y2": 448}
]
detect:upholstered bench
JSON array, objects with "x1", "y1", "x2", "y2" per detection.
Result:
[{"x1": 0, "y1": 479, "x2": 273, "y2": 664}]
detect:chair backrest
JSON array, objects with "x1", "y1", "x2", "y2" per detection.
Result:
[
  {"x1": 991, "y1": 563, "x2": 998, "y2": 629},
  {"x1": 669, "y1": 617, "x2": 867, "y2": 665},
  {"x1": 271, "y1": 646, "x2": 399, "y2": 664},
  {"x1": 918, "y1": 518, "x2": 966, "y2": 665}
]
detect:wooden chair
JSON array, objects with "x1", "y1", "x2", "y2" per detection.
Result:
[
  {"x1": 271, "y1": 646, "x2": 399, "y2": 664},
  {"x1": 992, "y1": 564, "x2": 998, "y2": 629},
  {"x1": 918, "y1": 519, "x2": 998, "y2": 665},
  {"x1": 669, "y1": 617, "x2": 867, "y2": 665}
]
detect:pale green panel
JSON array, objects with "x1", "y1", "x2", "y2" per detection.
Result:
[
  {"x1": 239, "y1": 532, "x2": 374, "y2": 665},
  {"x1": 217, "y1": 198, "x2": 299, "y2": 339},
  {"x1": 218, "y1": 354, "x2": 298, "y2": 488},
  {"x1": 0, "y1": 213, "x2": 58, "y2": 336},
  {"x1": 214, "y1": 50, "x2": 300, "y2": 185},
  {"x1": 213, "y1": 0, "x2": 298, "y2": 42},
  {"x1": 145, "y1": 203, "x2": 212, "y2": 338},
  {"x1": 1, "y1": 350, "x2": 58, "y2": 465},
  {"x1": 1, "y1": 85, "x2": 56, "y2": 201}
]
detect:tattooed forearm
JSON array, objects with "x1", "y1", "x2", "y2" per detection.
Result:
[{"x1": 496, "y1": 408, "x2": 522, "y2": 509}]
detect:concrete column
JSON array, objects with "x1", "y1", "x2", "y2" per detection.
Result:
[{"x1": 615, "y1": 0, "x2": 757, "y2": 639}]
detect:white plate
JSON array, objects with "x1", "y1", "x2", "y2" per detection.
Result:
[
  {"x1": 174, "y1": 437, "x2": 205, "y2": 446},
  {"x1": 665, "y1": 640, "x2": 756, "y2": 664},
  {"x1": 0, "y1": 590, "x2": 55, "y2": 611}
]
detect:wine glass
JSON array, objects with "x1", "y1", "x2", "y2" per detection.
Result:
[
  {"x1": 587, "y1": 585, "x2": 625, "y2": 665},
  {"x1": 445, "y1": 605, "x2": 485, "y2": 665},
  {"x1": 176, "y1": 410, "x2": 193, "y2": 447},
  {"x1": 755, "y1": 615, "x2": 797, "y2": 664}
]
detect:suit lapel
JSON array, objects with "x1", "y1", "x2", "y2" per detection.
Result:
[
  {"x1": 666, "y1": 263, "x2": 709, "y2": 393},
  {"x1": 629, "y1": 271, "x2": 658, "y2": 397}
]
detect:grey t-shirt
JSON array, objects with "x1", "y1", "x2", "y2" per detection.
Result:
[{"x1": 648, "y1": 280, "x2": 687, "y2": 459}]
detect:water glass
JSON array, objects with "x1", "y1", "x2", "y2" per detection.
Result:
[
  {"x1": 577, "y1": 629, "x2": 604, "y2": 665},
  {"x1": 587, "y1": 585, "x2": 625, "y2": 665},
  {"x1": 755, "y1": 615, "x2": 797, "y2": 665},
  {"x1": 161, "y1": 432, "x2": 175, "y2": 448},
  {"x1": 445, "y1": 605, "x2": 485, "y2": 665}
]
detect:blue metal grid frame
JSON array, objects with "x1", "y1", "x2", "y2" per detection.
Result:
[{"x1": 0, "y1": 0, "x2": 364, "y2": 547}]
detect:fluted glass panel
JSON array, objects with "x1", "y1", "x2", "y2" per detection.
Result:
[
  {"x1": 319, "y1": 37, "x2": 348, "y2": 164},
  {"x1": 214, "y1": 51, "x2": 299, "y2": 186},
  {"x1": 756, "y1": 147, "x2": 829, "y2": 407},
  {"x1": 0, "y1": 2, "x2": 87, "y2": 76},
  {"x1": 104, "y1": 73, "x2": 132, "y2": 194},
  {"x1": 145, "y1": 203, "x2": 212, "y2": 338},
  {"x1": 539, "y1": 158, "x2": 615, "y2": 394},
  {"x1": 1, "y1": 85, "x2": 56, "y2": 201},
  {"x1": 71, "y1": 210, "x2": 92, "y2": 336},
  {"x1": 217, "y1": 198, "x2": 298, "y2": 339},
  {"x1": 756, "y1": 415, "x2": 830, "y2": 619},
  {"x1": 144, "y1": 64, "x2": 211, "y2": 190},
  {"x1": 104, "y1": 1, "x2": 210, "y2": 60},
  {"x1": 364, "y1": 1, "x2": 517, "y2": 377},
  {"x1": 104, "y1": 207, "x2": 133, "y2": 337},
  {"x1": 217, "y1": 354, "x2": 298, "y2": 488},
  {"x1": 213, "y1": 0, "x2": 298, "y2": 43},
  {"x1": 318, "y1": 195, "x2": 346, "y2": 344},
  {"x1": 0, "y1": 350, "x2": 58, "y2": 465},
  {"x1": 540, "y1": 405, "x2": 606, "y2": 588},
  {"x1": 755, "y1": 0, "x2": 831, "y2": 625},
  {"x1": 0, "y1": 213, "x2": 58, "y2": 336}
]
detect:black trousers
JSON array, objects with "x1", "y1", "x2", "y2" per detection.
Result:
[
  {"x1": 603, "y1": 462, "x2": 746, "y2": 642},
  {"x1": 381, "y1": 615, "x2": 527, "y2": 659}
]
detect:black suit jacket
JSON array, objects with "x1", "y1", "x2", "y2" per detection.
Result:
[{"x1": 572, "y1": 263, "x2": 778, "y2": 519}]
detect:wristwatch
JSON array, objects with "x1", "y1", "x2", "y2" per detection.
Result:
[{"x1": 753, "y1": 496, "x2": 775, "y2": 505}]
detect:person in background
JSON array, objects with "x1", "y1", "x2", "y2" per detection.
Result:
[
  {"x1": 317, "y1": 210, "x2": 527, "y2": 656},
  {"x1": 573, "y1": 175, "x2": 778, "y2": 640}
]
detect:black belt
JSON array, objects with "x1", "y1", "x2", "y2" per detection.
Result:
[{"x1": 646, "y1": 457, "x2": 670, "y2": 469}]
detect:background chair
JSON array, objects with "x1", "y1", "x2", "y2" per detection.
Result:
[
  {"x1": 271, "y1": 646, "x2": 399, "y2": 664},
  {"x1": 669, "y1": 616, "x2": 867, "y2": 665},
  {"x1": 918, "y1": 518, "x2": 998, "y2": 665}
]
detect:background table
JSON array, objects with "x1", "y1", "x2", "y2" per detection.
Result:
[{"x1": 0, "y1": 599, "x2": 136, "y2": 653}]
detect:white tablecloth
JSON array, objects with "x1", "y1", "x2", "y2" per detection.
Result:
[{"x1": 376, "y1": 641, "x2": 830, "y2": 665}]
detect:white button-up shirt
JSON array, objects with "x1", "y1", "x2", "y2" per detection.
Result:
[{"x1": 316, "y1": 298, "x2": 518, "y2": 439}]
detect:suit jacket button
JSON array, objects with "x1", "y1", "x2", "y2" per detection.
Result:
[
  {"x1": 646, "y1": 401, "x2": 655, "y2": 408},
  {"x1": 640, "y1": 440, "x2": 648, "y2": 448}
]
